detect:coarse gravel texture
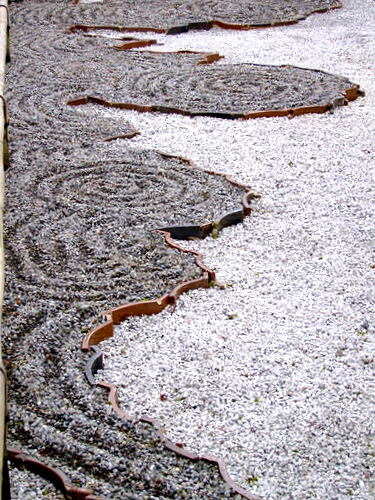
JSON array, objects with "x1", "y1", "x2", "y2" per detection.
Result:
[
  {"x1": 9, "y1": 464, "x2": 65, "y2": 500},
  {"x1": 66, "y1": 25, "x2": 360, "y2": 117},
  {"x1": 3, "y1": 1, "x2": 251, "y2": 498},
  {"x1": 68, "y1": 0, "x2": 341, "y2": 30},
  {"x1": 68, "y1": 50, "x2": 358, "y2": 117},
  {"x1": 95, "y1": 0, "x2": 375, "y2": 499},
  {"x1": 10, "y1": 3, "x2": 357, "y2": 120}
]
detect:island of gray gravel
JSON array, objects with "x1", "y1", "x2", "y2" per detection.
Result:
[{"x1": 71, "y1": 0, "x2": 341, "y2": 31}]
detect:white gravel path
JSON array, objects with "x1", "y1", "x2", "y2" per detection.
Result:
[{"x1": 97, "y1": 1, "x2": 375, "y2": 498}]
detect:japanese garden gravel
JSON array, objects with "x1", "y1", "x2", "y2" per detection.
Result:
[
  {"x1": 9, "y1": 465, "x2": 65, "y2": 500},
  {"x1": 96, "y1": 0, "x2": 375, "y2": 499},
  {"x1": 4, "y1": 2, "x2": 247, "y2": 498}
]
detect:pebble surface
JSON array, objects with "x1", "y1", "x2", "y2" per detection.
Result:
[
  {"x1": 9, "y1": 465, "x2": 65, "y2": 500},
  {"x1": 64, "y1": 0, "x2": 341, "y2": 29},
  {"x1": 96, "y1": 1, "x2": 375, "y2": 499},
  {"x1": 3, "y1": 1, "x2": 251, "y2": 498}
]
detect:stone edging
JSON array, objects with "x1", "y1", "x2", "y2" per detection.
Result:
[{"x1": 81, "y1": 155, "x2": 264, "y2": 499}]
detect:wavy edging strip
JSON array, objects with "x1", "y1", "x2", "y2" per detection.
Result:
[
  {"x1": 81, "y1": 154, "x2": 264, "y2": 499},
  {"x1": 102, "y1": 130, "x2": 140, "y2": 142},
  {"x1": 69, "y1": 0, "x2": 342, "y2": 33},
  {"x1": 7, "y1": 447, "x2": 97, "y2": 500},
  {"x1": 67, "y1": 82, "x2": 364, "y2": 121}
]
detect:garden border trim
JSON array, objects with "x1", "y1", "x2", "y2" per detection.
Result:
[{"x1": 81, "y1": 153, "x2": 264, "y2": 499}]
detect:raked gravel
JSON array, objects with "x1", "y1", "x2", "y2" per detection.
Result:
[
  {"x1": 97, "y1": 1, "x2": 375, "y2": 498},
  {"x1": 8, "y1": 465, "x2": 65, "y2": 500}
]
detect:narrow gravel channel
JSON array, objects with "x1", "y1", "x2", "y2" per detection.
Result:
[{"x1": 96, "y1": 1, "x2": 375, "y2": 499}]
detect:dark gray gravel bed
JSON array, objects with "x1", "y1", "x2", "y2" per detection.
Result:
[
  {"x1": 9, "y1": 463, "x2": 65, "y2": 500},
  {"x1": 3, "y1": 1, "x2": 246, "y2": 498},
  {"x1": 67, "y1": 50, "x2": 356, "y2": 116},
  {"x1": 4, "y1": 147, "x2": 242, "y2": 304},
  {"x1": 9, "y1": 3, "x2": 356, "y2": 117},
  {"x1": 8, "y1": 392, "x2": 241, "y2": 499},
  {"x1": 26, "y1": 0, "x2": 341, "y2": 30}
]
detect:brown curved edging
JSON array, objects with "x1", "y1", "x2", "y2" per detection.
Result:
[
  {"x1": 158, "y1": 230, "x2": 215, "y2": 280},
  {"x1": 81, "y1": 231, "x2": 221, "y2": 351},
  {"x1": 7, "y1": 448, "x2": 95, "y2": 500},
  {"x1": 82, "y1": 281, "x2": 209, "y2": 351},
  {"x1": 80, "y1": 154, "x2": 263, "y2": 498},
  {"x1": 67, "y1": 95, "x2": 154, "y2": 114},
  {"x1": 139, "y1": 415, "x2": 200, "y2": 461},
  {"x1": 346, "y1": 85, "x2": 365, "y2": 101},
  {"x1": 102, "y1": 130, "x2": 140, "y2": 142},
  {"x1": 196, "y1": 52, "x2": 225, "y2": 65},
  {"x1": 97, "y1": 381, "x2": 132, "y2": 421},
  {"x1": 106, "y1": 293, "x2": 170, "y2": 326},
  {"x1": 67, "y1": 26, "x2": 224, "y2": 63},
  {"x1": 147, "y1": 50, "x2": 224, "y2": 66},
  {"x1": 114, "y1": 39, "x2": 157, "y2": 51},
  {"x1": 69, "y1": 1, "x2": 342, "y2": 34},
  {"x1": 201, "y1": 453, "x2": 265, "y2": 500},
  {"x1": 67, "y1": 79, "x2": 364, "y2": 120},
  {"x1": 82, "y1": 316, "x2": 113, "y2": 351},
  {"x1": 80, "y1": 150, "x2": 258, "y2": 354},
  {"x1": 70, "y1": 30, "x2": 159, "y2": 51},
  {"x1": 169, "y1": 273, "x2": 209, "y2": 305},
  {"x1": 67, "y1": 24, "x2": 166, "y2": 35},
  {"x1": 85, "y1": 344, "x2": 264, "y2": 499},
  {"x1": 243, "y1": 85, "x2": 364, "y2": 120}
]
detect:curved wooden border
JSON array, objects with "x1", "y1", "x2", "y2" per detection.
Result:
[
  {"x1": 102, "y1": 131, "x2": 140, "y2": 142},
  {"x1": 97, "y1": 381, "x2": 132, "y2": 421},
  {"x1": 67, "y1": 24, "x2": 166, "y2": 35},
  {"x1": 114, "y1": 39, "x2": 157, "y2": 51}
]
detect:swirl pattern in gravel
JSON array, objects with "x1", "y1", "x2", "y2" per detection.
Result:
[
  {"x1": 3, "y1": 1, "x2": 247, "y2": 498},
  {"x1": 70, "y1": 0, "x2": 341, "y2": 30},
  {"x1": 68, "y1": 52, "x2": 359, "y2": 117},
  {"x1": 93, "y1": 0, "x2": 375, "y2": 499}
]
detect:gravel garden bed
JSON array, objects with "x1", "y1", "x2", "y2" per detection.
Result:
[
  {"x1": 71, "y1": 0, "x2": 341, "y2": 31},
  {"x1": 3, "y1": 1, "x2": 249, "y2": 498},
  {"x1": 67, "y1": 49, "x2": 361, "y2": 118},
  {"x1": 90, "y1": 1, "x2": 375, "y2": 498},
  {"x1": 3, "y1": 0, "x2": 368, "y2": 499}
]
